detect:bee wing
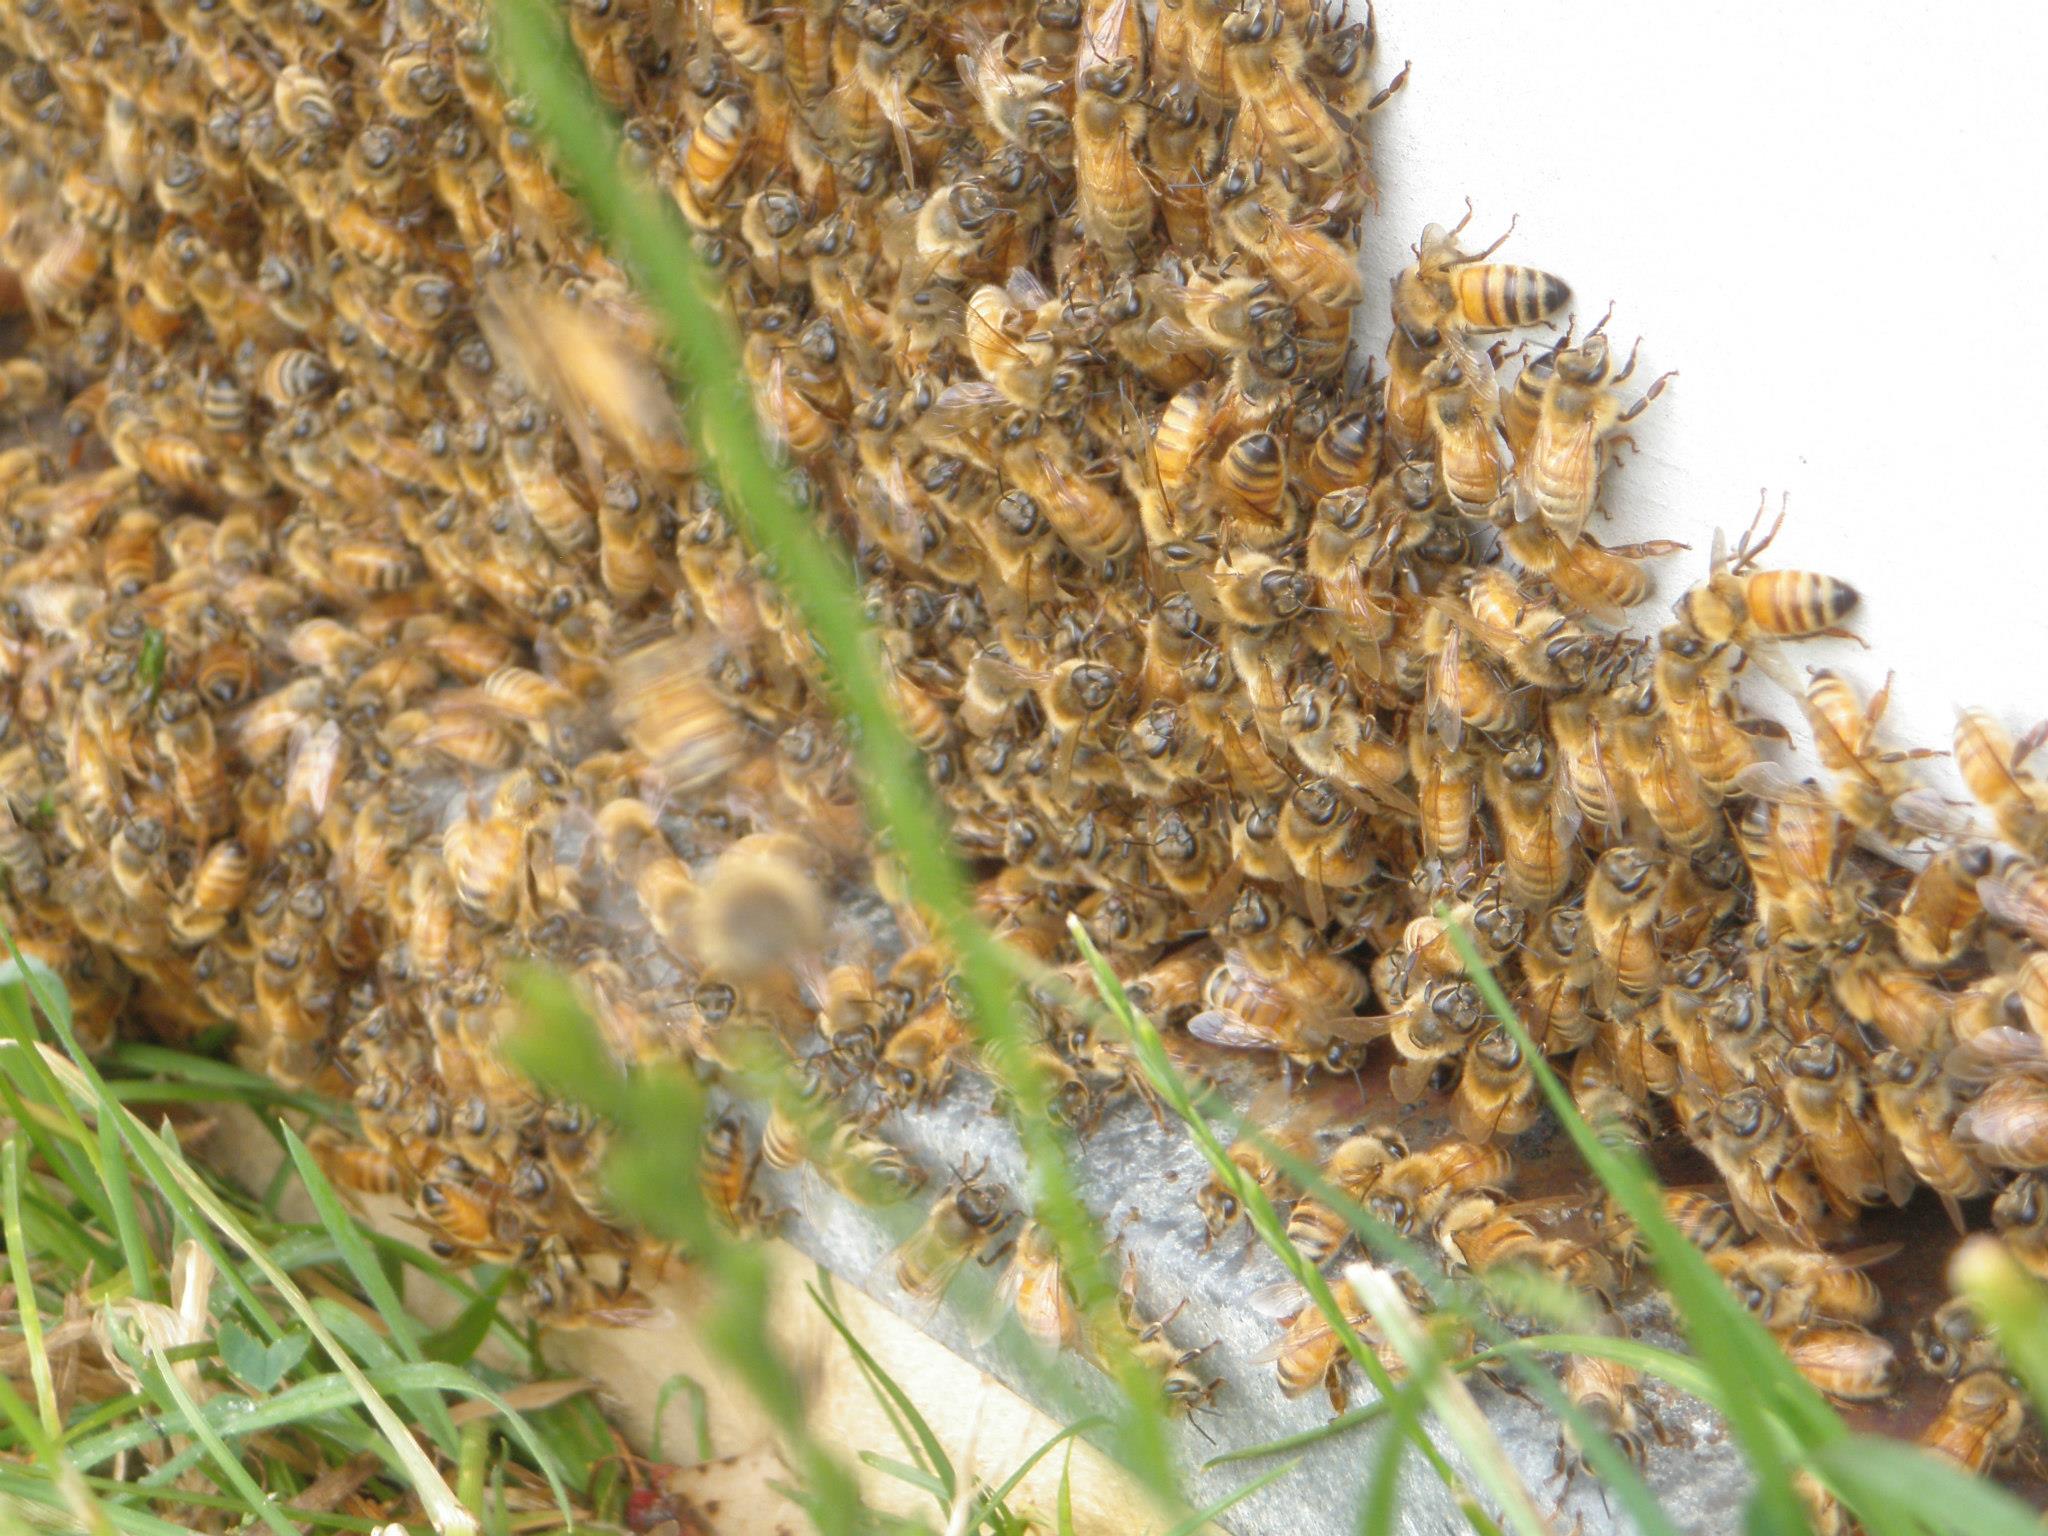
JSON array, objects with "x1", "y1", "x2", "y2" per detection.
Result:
[
  {"x1": 1952, "y1": 1082, "x2": 2048, "y2": 1169},
  {"x1": 285, "y1": 719, "x2": 343, "y2": 819},
  {"x1": 1891, "y1": 787, "x2": 1988, "y2": 841},
  {"x1": 1428, "y1": 594, "x2": 1518, "y2": 661},
  {"x1": 1979, "y1": 868, "x2": 2048, "y2": 946},
  {"x1": 1004, "y1": 266, "x2": 1054, "y2": 314},
  {"x1": 1389, "y1": 1054, "x2": 1439, "y2": 1106},
  {"x1": 1428, "y1": 622, "x2": 1465, "y2": 750},
  {"x1": 1186, "y1": 1007, "x2": 1288, "y2": 1052},
  {"x1": 1443, "y1": 330, "x2": 1500, "y2": 424},
  {"x1": 1079, "y1": 0, "x2": 1140, "y2": 72},
  {"x1": 1247, "y1": 1278, "x2": 1310, "y2": 1325},
  {"x1": 1729, "y1": 760, "x2": 1829, "y2": 806},
  {"x1": 1946, "y1": 1025, "x2": 2048, "y2": 1082},
  {"x1": 1320, "y1": 1011, "x2": 1398, "y2": 1044}
]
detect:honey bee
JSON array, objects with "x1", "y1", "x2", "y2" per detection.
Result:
[
  {"x1": 1399, "y1": 209, "x2": 1572, "y2": 338},
  {"x1": 1712, "y1": 1240, "x2": 1891, "y2": 1330},
  {"x1": 1486, "y1": 735, "x2": 1580, "y2": 911},
  {"x1": 1779, "y1": 1325, "x2": 1898, "y2": 1404},
  {"x1": 1676, "y1": 500, "x2": 1862, "y2": 662},
  {"x1": 1366, "y1": 1138, "x2": 1515, "y2": 1238},
  {"x1": 1993, "y1": 1173, "x2": 2048, "y2": 1280},
  {"x1": 1220, "y1": 1, "x2": 1353, "y2": 181},
  {"x1": 993, "y1": 1220, "x2": 1081, "y2": 1352},
  {"x1": 1943, "y1": 707, "x2": 2048, "y2": 855},
  {"x1": 1870, "y1": 1050, "x2": 1991, "y2": 1233},
  {"x1": 890, "y1": 1166, "x2": 1013, "y2": 1310},
  {"x1": 1186, "y1": 945, "x2": 1379, "y2": 1074},
  {"x1": 1921, "y1": 1370, "x2": 2028, "y2": 1473},
  {"x1": 1559, "y1": 1335, "x2": 1651, "y2": 1475},
  {"x1": 878, "y1": 993, "x2": 969, "y2": 1106},
  {"x1": 1283, "y1": 1127, "x2": 1409, "y2": 1267},
  {"x1": 1781, "y1": 1034, "x2": 1914, "y2": 1209},
  {"x1": 1099, "y1": 1254, "x2": 1222, "y2": 1416},
  {"x1": 311, "y1": 1129, "x2": 408, "y2": 1196},
  {"x1": 1211, "y1": 160, "x2": 1362, "y2": 310},
  {"x1": 1913, "y1": 1296, "x2": 2003, "y2": 1382},
  {"x1": 1249, "y1": 1274, "x2": 1394, "y2": 1413},
  {"x1": 700, "y1": 1112, "x2": 777, "y2": 1235},
  {"x1": 1452, "y1": 1025, "x2": 1541, "y2": 1141},
  {"x1": 1515, "y1": 330, "x2": 1674, "y2": 548},
  {"x1": 1197, "y1": 1110, "x2": 1313, "y2": 1250}
]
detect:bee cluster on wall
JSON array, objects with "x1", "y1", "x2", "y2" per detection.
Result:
[{"x1": 0, "y1": 0, "x2": 2043, "y2": 1509}]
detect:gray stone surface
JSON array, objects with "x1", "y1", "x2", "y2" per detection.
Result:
[{"x1": 741, "y1": 1066, "x2": 1752, "y2": 1535}]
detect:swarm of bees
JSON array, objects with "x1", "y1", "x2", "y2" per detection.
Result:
[{"x1": 0, "y1": 0, "x2": 2043, "y2": 1504}]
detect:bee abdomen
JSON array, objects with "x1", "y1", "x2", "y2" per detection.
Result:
[
  {"x1": 1745, "y1": 570, "x2": 1860, "y2": 636},
  {"x1": 1451, "y1": 263, "x2": 1571, "y2": 331}
]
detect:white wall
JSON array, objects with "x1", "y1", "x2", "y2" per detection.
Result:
[{"x1": 1360, "y1": 1, "x2": 2048, "y2": 795}]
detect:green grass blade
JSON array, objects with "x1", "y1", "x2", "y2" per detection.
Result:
[
  {"x1": 135, "y1": 1130, "x2": 487, "y2": 1534},
  {"x1": 651, "y1": 1372, "x2": 713, "y2": 1465},
  {"x1": 860, "y1": 1453, "x2": 953, "y2": 1502},
  {"x1": 484, "y1": 0, "x2": 1181, "y2": 1503},
  {"x1": 0, "y1": 1368, "x2": 115, "y2": 1536},
  {"x1": 0, "y1": 1036, "x2": 115, "y2": 1230},
  {"x1": 0, "y1": 1472, "x2": 184, "y2": 1536},
  {"x1": 1347, "y1": 1264, "x2": 1547, "y2": 1536},
  {"x1": 115, "y1": 1343, "x2": 299, "y2": 1536},
  {"x1": 1158, "y1": 1456, "x2": 1303, "y2": 1536},
  {"x1": 977, "y1": 1416, "x2": 1108, "y2": 1516},
  {"x1": 1949, "y1": 1236, "x2": 2048, "y2": 1423},
  {"x1": 96, "y1": 1110, "x2": 157, "y2": 1307},
  {"x1": 421, "y1": 1270, "x2": 515, "y2": 1368},
  {"x1": 809, "y1": 1279, "x2": 954, "y2": 1497},
  {"x1": 1203, "y1": 1406, "x2": 1385, "y2": 1470},
  {"x1": 1056, "y1": 1443, "x2": 1077, "y2": 1536},
  {"x1": 1440, "y1": 912, "x2": 1825, "y2": 1532},
  {"x1": 1358, "y1": 1424, "x2": 1405, "y2": 1536},
  {"x1": 4, "y1": 1140, "x2": 61, "y2": 1440},
  {"x1": 1811, "y1": 1434, "x2": 2038, "y2": 1536},
  {"x1": 282, "y1": 1124, "x2": 462, "y2": 1454},
  {"x1": 101, "y1": 1043, "x2": 339, "y2": 1117}
]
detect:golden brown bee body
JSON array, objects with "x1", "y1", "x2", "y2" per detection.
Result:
[
  {"x1": 1779, "y1": 1325, "x2": 1898, "y2": 1403},
  {"x1": 1921, "y1": 1371, "x2": 2028, "y2": 1473},
  {"x1": 892, "y1": 1169, "x2": 1013, "y2": 1305}
]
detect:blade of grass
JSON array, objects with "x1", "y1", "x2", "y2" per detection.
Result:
[
  {"x1": 4, "y1": 1141, "x2": 61, "y2": 1440},
  {"x1": 1069, "y1": 918, "x2": 1689, "y2": 1536},
  {"x1": 1055, "y1": 1444, "x2": 1077, "y2": 1536},
  {"x1": 96, "y1": 1110, "x2": 157, "y2": 1307},
  {"x1": 1347, "y1": 1264, "x2": 1548, "y2": 1536},
  {"x1": 136, "y1": 1127, "x2": 488, "y2": 1535},
  {"x1": 861, "y1": 1452, "x2": 953, "y2": 1503},
  {"x1": 484, "y1": 0, "x2": 1183, "y2": 1505},
  {"x1": 1440, "y1": 912, "x2": 1826, "y2": 1536},
  {"x1": 101, "y1": 1329, "x2": 299, "y2": 1536},
  {"x1": 651, "y1": 1371, "x2": 713, "y2": 1465},
  {"x1": 1157, "y1": 1456, "x2": 1303, "y2": 1536},
  {"x1": 1203, "y1": 1405, "x2": 1385, "y2": 1470},
  {"x1": 1949, "y1": 1236, "x2": 2048, "y2": 1422},
  {"x1": 1358, "y1": 1423, "x2": 1406, "y2": 1536},
  {"x1": 0, "y1": 1472, "x2": 182, "y2": 1536},
  {"x1": 0, "y1": 1367, "x2": 115, "y2": 1536},
  {"x1": 0, "y1": 1043, "x2": 114, "y2": 1231},
  {"x1": 975, "y1": 1416, "x2": 1107, "y2": 1517},
  {"x1": 810, "y1": 1279, "x2": 954, "y2": 1497},
  {"x1": 1809, "y1": 1435, "x2": 2039, "y2": 1536},
  {"x1": 283, "y1": 1125, "x2": 462, "y2": 1454},
  {"x1": 506, "y1": 986, "x2": 864, "y2": 1536}
]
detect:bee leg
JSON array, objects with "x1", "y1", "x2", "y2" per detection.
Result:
[
  {"x1": 1362, "y1": 60, "x2": 1410, "y2": 115},
  {"x1": 1618, "y1": 370, "x2": 1679, "y2": 424},
  {"x1": 1323, "y1": 1364, "x2": 1348, "y2": 1416}
]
